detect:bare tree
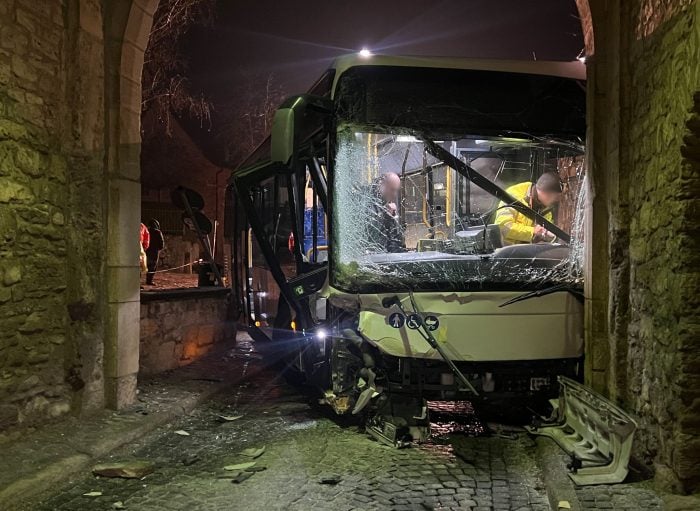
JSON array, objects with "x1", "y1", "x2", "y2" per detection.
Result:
[
  {"x1": 142, "y1": 0, "x2": 215, "y2": 137},
  {"x1": 216, "y1": 71, "x2": 287, "y2": 167},
  {"x1": 141, "y1": 2, "x2": 286, "y2": 169}
]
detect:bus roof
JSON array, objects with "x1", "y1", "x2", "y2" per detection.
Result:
[{"x1": 328, "y1": 54, "x2": 586, "y2": 95}]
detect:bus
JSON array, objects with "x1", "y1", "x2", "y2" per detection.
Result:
[{"x1": 227, "y1": 54, "x2": 587, "y2": 446}]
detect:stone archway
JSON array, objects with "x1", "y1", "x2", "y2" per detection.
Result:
[
  {"x1": 97, "y1": 0, "x2": 602, "y2": 410},
  {"x1": 102, "y1": 0, "x2": 159, "y2": 409}
]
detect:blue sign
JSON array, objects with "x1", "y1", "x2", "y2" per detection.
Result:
[
  {"x1": 406, "y1": 314, "x2": 422, "y2": 330},
  {"x1": 424, "y1": 315, "x2": 440, "y2": 331},
  {"x1": 388, "y1": 312, "x2": 405, "y2": 329}
]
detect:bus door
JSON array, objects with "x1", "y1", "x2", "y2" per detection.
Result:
[
  {"x1": 233, "y1": 160, "x2": 328, "y2": 345},
  {"x1": 233, "y1": 162, "x2": 297, "y2": 337}
]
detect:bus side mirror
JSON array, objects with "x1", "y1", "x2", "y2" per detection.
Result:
[
  {"x1": 270, "y1": 107, "x2": 295, "y2": 164},
  {"x1": 270, "y1": 94, "x2": 333, "y2": 165}
]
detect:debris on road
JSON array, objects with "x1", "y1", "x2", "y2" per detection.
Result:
[
  {"x1": 217, "y1": 415, "x2": 243, "y2": 422},
  {"x1": 182, "y1": 455, "x2": 200, "y2": 466},
  {"x1": 174, "y1": 430, "x2": 190, "y2": 436},
  {"x1": 219, "y1": 468, "x2": 259, "y2": 484},
  {"x1": 82, "y1": 491, "x2": 103, "y2": 497},
  {"x1": 223, "y1": 462, "x2": 256, "y2": 471},
  {"x1": 92, "y1": 461, "x2": 155, "y2": 479},
  {"x1": 31, "y1": 332, "x2": 666, "y2": 511},
  {"x1": 240, "y1": 446, "x2": 265, "y2": 458},
  {"x1": 231, "y1": 472, "x2": 254, "y2": 484},
  {"x1": 112, "y1": 502, "x2": 126, "y2": 509},
  {"x1": 319, "y1": 474, "x2": 342, "y2": 485},
  {"x1": 558, "y1": 501, "x2": 571, "y2": 509}
]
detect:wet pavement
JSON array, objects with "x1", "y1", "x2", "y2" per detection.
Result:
[{"x1": 25, "y1": 334, "x2": 666, "y2": 511}]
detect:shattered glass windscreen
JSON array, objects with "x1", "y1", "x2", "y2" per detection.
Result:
[{"x1": 332, "y1": 129, "x2": 586, "y2": 293}]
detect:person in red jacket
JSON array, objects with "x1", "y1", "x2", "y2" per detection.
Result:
[
  {"x1": 139, "y1": 222, "x2": 150, "y2": 272},
  {"x1": 140, "y1": 222, "x2": 150, "y2": 250}
]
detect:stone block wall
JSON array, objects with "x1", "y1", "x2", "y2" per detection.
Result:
[
  {"x1": 139, "y1": 290, "x2": 233, "y2": 375},
  {"x1": 586, "y1": 0, "x2": 700, "y2": 493},
  {"x1": 1, "y1": 0, "x2": 158, "y2": 429},
  {"x1": 0, "y1": 1, "x2": 97, "y2": 429},
  {"x1": 622, "y1": 0, "x2": 700, "y2": 491}
]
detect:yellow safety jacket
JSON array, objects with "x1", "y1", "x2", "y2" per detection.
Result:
[{"x1": 494, "y1": 182, "x2": 554, "y2": 245}]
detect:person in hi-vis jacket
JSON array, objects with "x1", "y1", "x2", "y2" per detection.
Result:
[{"x1": 495, "y1": 172, "x2": 563, "y2": 245}]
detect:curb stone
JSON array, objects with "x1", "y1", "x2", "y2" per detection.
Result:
[{"x1": 535, "y1": 436, "x2": 582, "y2": 511}]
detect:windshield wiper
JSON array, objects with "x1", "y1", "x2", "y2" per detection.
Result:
[
  {"x1": 418, "y1": 136, "x2": 572, "y2": 244},
  {"x1": 499, "y1": 282, "x2": 584, "y2": 308}
]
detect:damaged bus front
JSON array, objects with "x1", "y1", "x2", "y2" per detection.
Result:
[{"x1": 228, "y1": 55, "x2": 587, "y2": 446}]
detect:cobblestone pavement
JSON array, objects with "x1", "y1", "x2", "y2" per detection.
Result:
[
  {"x1": 26, "y1": 335, "x2": 666, "y2": 511},
  {"x1": 575, "y1": 482, "x2": 663, "y2": 510}
]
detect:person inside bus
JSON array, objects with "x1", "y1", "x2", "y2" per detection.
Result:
[
  {"x1": 494, "y1": 172, "x2": 562, "y2": 245},
  {"x1": 367, "y1": 172, "x2": 405, "y2": 253}
]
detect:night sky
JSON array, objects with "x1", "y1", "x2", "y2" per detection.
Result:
[{"x1": 188, "y1": 0, "x2": 584, "y2": 97}]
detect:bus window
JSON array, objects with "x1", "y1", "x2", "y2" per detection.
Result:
[
  {"x1": 332, "y1": 129, "x2": 586, "y2": 294},
  {"x1": 302, "y1": 168, "x2": 328, "y2": 263}
]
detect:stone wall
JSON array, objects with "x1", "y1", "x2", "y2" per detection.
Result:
[
  {"x1": 139, "y1": 290, "x2": 233, "y2": 375},
  {"x1": 0, "y1": 0, "x2": 102, "y2": 429},
  {"x1": 623, "y1": 0, "x2": 700, "y2": 491},
  {"x1": 586, "y1": 0, "x2": 700, "y2": 493},
  {"x1": 0, "y1": 0, "x2": 159, "y2": 429}
]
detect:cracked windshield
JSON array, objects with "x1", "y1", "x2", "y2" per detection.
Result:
[{"x1": 332, "y1": 129, "x2": 586, "y2": 293}]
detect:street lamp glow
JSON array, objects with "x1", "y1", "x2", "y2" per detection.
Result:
[{"x1": 359, "y1": 48, "x2": 372, "y2": 58}]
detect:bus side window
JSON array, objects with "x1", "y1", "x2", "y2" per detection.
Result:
[{"x1": 302, "y1": 167, "x2": 328, "y2": 263}]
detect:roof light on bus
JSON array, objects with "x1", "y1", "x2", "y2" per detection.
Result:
[{"x1": 359, "y1": 48, "x2": 372, "y2": 58}]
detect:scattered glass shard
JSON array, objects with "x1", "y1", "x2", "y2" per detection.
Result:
[
  {"x1": 240, "y1": 446, "x2": 265, "y2": 458},
  {"x1": 224, "y1": 462, "x2": 256, "y2": 471},
  {"x1": 218, "y1": 415, "x2": 243, "y2": 422}
]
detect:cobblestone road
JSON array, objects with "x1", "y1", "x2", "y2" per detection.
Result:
[{"x1": 27, "y1": 335, "x2": 665, "y2": 511}]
